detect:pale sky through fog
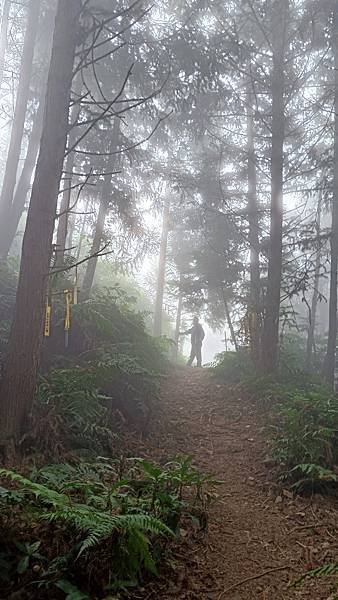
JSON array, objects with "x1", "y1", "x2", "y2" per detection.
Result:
[{"x1": 201, "y1": 325, "x2": 226, "y2": 364}]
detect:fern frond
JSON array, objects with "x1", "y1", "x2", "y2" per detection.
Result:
[
  {"x1": 1, "y1": 468, "x2": 173, "y2": 560},
  {"x1": 0, "y1": 469, "x2": 68, "y2": 507}
]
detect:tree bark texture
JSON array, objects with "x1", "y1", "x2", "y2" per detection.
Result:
[
  {"x1": 153, "y1": 196, "x2": 171, "y2": 337},
  {"x1": 0, "y1": 0, "x2": 81, "y2": 441},
  {"x1": 261, "y1": 0, "x2": 288, "y2": 373}
]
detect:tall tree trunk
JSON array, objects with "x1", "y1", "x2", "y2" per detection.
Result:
[
  {"x1": 81, "y1": 188, "x2": 110, "y2": 300},
  {"x1": 324, "y1": 3, "x2": 338, "y2": 386},
  {"x1": 247, "y1": 82, "x2": 261, "y2": 366},
  {"x1": 0, "y1": 0, "x2": 10, "y2": 90},
  {"x1": 173, "y1": 279, "x2": 183, "y2": 360},
  {"x1": 261, "y1": 0, "x2": 288, "y2": 373},
  {"x1": 0, "y1": 2, "x2": 55, "y2": 259},
  {"x1": 76, "y1": 196, "x2": 90, "y2": 261},
  {"x1": 306, "y1": 194, "x2": 322, "y2": 368},
  {"x1": 81, "y1": 121, "x2": 120, "y2": 300},
  {"x1": 221, "y1": 289, "x2": 239, "y2": 351},
  {"x1": 67, "y1": 204, "x2": 76, "y2": 251},
  {"x1": 0, "y1": 0, "x2": 41, "y2": 232},
  {"x1": 0, "y1": 0, "x2": 81, "y2": 442},
  {"x1": 55, "y1": 77, "x2": 82, "y2": 266},
  {"x1": 153, "y1": 196, "x2": 170, "y2": 336},
  {"x1": 0, "y1": 91, "x2": 45, "y2": 258}
]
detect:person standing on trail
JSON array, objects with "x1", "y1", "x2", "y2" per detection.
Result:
[{"x1": 180, "y1": 316, "x2": 205, "y2": 367}]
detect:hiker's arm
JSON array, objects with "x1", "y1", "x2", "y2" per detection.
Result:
[{"x1": 180, "y1": 328, "x2": 192, "y2": 336}]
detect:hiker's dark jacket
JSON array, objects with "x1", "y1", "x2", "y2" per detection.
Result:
[{"x1": 186, "y1": 324, "x2": 205, "y2": 346}]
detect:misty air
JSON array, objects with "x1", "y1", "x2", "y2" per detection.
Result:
[{"x1": 0, "y1": 1, "x2": 337, "y2": 598}]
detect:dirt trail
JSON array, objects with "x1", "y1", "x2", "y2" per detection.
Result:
[{"x1": 138, "y1": 368, "x2": 338, "y2": 600}]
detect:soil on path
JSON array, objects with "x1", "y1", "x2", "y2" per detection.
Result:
[{"x1": 134, "y1": 367, "x2": 338, "y2": 600}]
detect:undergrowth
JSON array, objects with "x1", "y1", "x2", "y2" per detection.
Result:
[
  {"x1": 254, "y1": 379, "x2": 338, "y2": 489},
  {"x1": 0, "y1": 266, "x2": 214, "y2": 598},
  {"x1": 40, "y1": 286, "x2": 169, "y2": 435},
  {"x1": 0, "y1": 456, "x2": 218, "y2": 599},
  {"x1": 213, "y1": 346, "x2": 338, "y2": 490},
  {"x1": 23, "y1": 351, "x2": 165, "y2": 457},
  {"x1": 0, "y1": 266, "x2": 170, "y2": 452}
]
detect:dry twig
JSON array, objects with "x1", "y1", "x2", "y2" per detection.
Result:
[{"x1": 217, "y1": 565, "x2": 291, "y2": 599}]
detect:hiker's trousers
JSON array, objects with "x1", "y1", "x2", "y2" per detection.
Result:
[{"x1": 187, "y1": 342, "x2": 202, "y2": 367}]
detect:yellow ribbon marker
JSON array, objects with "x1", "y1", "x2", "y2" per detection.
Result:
[
  {"x1": 44, "y1": 298, "x2": 51, "y2": 337},
  {"x1": 64, "y1": 290, "x2": 73, "y2": 331},
  {"x1": 64, "y1": 290, "x2": 73, "y2": 348}
]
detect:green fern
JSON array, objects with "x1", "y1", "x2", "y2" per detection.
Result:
[
  {"x1": 0, "y1": 469, "x2": 68, "y2": 507},
  {"x1": 308, "y1": 563, "x2": 338, "y2": 577},
  {"x1": 291, "y1": 563, "x2": 338, "y2": 588},
  {"x1": 44, "y1": 505, "x2": 172, "y2": 556},
  {"x1": 0, "y1": 469, "x2": 173, "y2": 558},
  {"x1": 0, "y1": 457, "x2": 215, "y2": 593},
  {"x1": 291, "y1": 463, "x2": 337, "y2": 488}
]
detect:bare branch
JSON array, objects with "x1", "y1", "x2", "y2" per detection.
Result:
[
  {"x1": 65, "y1": 64, "x2": 134, "y2": 156},
  {"x1": 75, "y1": 111, "x2": 172, "y2": 157},
  {"x1": 49, "y1": 243, "x2": 113, "y2": 276}
]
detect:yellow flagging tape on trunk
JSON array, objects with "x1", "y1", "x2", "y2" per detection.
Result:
[
  {"x1": 44, "y1": 300, "x2": 51, "y2": 337},
  {"x1": 64, "y1": 289, "x2": 73, "y2": 349},
  {"x1": 64, "y1": 290, "x2": 73, "y2": 331}
]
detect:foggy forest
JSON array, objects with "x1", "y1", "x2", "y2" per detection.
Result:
[{"x1": 2, "y1": 0, "x2": 338, "y2": 598}]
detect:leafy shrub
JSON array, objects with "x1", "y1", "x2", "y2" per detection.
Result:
[
  {"x1": 36, "y1": 287, "x2": 169, "y2": 441},
  {"x1": 25, "y1": 349, "x2": 165, "y2": 457},
  {"x1": 211, "y1": 346, "x2": 338, "y2": 489},
  {"x1": 0, "y1": 456, "x2": 217, "y2": 598},
  {"x1": 44, "y1": 287, "x2": 168, "y2": 374},
  {"x1": 290, "y1": 464, "x2": 337, "y2": 490},
  {"x1": 0, "y1": 265, "x2": 168, "y2": 441},
  {"x1": 270, "y1": 386, "x2": 338, "y2": 463},
  {"x1": 279, "y1": 334, "x2": 308, "y2": 373},
  {"x1": 25, "y1": 367, "x2": 115, "y2": 456},
  {"x1": 212, "y1": 334, "x2": 326, "y2": 385},
  {"x1": 212, "y1": 350, "x2": 256, "y2": 382},
  {"x1": 247, "y1": 377, "x2": 338, "y2": 488}
]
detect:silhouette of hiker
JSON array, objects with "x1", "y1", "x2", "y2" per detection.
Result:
[{"x1": 181, "y1": 316, "x2": 205, "y2": 367}]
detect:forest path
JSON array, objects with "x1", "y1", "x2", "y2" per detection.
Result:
[{"x1": 138, "y1": 367, "x2": 338, "y2": 600}]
